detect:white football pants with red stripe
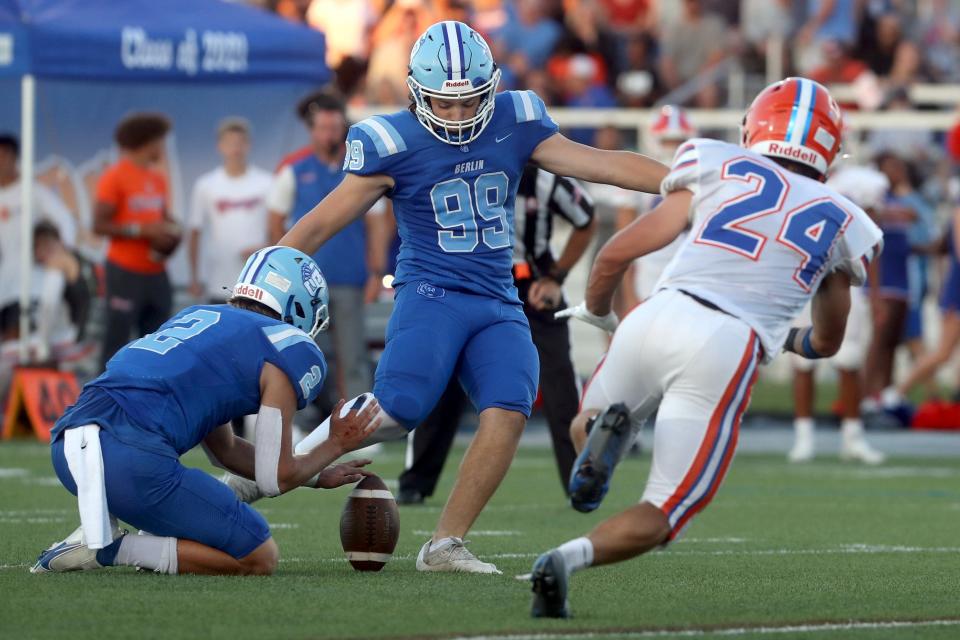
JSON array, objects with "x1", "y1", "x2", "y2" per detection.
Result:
[{"x1": 580, "y1": 289, "x2": 761, "y2": 541}]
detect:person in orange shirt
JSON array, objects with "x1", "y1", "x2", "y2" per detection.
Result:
[{"x1": 94, "y1": 113, "x2": 181, "y2": 371}]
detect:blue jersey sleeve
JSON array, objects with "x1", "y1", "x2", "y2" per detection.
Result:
[
  {"x1": 260, "y1": 324, "x2": 328, "y2": 409},
  {"x1": 344, "y1": 116, "x2": 409, "y2": 177},
  {"x1": 507, "y1": 90, "x2": 559, "y2": 157}
]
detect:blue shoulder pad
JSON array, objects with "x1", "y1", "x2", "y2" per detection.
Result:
[
  {"x1": 345, "y1": 116, "x2": 408, "y2": 176},
  {"x1": 261, "y1": 324, "x2": 328, "y2": 408},
  {"x1": 504, "y1": 90, "x2": 558, "y2": 157},
  {"x1": 508, "y1": 90, "x2": 558, "y2": 130}
]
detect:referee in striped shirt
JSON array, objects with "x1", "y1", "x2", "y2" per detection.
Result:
[{"x1": 398, "y1": 165, "x2": 597, "y2": 503}]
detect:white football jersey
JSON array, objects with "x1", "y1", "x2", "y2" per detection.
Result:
[{"x1": 656, "y1": 138, "x2": 882, "y2": 362}]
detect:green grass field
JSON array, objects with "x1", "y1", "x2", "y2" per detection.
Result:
[{"x1": 1, "y1": 440, "x2": 959, "y2": 640}]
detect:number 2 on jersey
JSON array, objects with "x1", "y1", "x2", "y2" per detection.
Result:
[
  {"x1": 432, "y1": 172, "x2": 510, "y2": 253},
  {"x1": 131, "y1": 309, "x2": 221, "y2": 355},
  {"x1": 696, "y1": 158, "x2": 851, "y2": 290}
]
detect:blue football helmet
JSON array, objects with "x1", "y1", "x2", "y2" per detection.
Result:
[
  {"x1": 233, "y1": 246, "x2": 329, "y2": 337},
  {"x1": 407, "y1": 21, "x2": 501, "y2": 145}
]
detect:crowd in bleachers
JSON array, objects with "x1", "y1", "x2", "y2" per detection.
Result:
[{"x1": 230, "y1": 0, "x2": 960, "y2": 110}]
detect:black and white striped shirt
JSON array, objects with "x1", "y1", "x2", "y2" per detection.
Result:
[{"x1": 514, "y1": 166, "x2": 595, "y2": 277}]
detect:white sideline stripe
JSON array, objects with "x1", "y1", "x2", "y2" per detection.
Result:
[
  {"x1": 349, "y1": 489, "x2": 395, "y2": 500},
  {"x1": 412, "y1": 530, "x2": 522, "y2": 537},
  {"x1": 452, "y1": 619, "x2": 960, "y2": 639},
  {"x1": 0, "y1": 517, "x2": 67, "y2": 524},
  {"x1": 0, "y1": 468, "x2": 30, "y2": 478},
  {"x1": 268, "y1": 523, "x2": 299, "y2": 530},
  {"x1": 346, "y1": 552, "x2": 392, "y2": 562}
]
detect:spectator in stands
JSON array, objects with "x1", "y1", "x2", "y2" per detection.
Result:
[
  {"x1": 917, "y1": 0, "x2": 960, "y2": 82},
  {"x1": 267, "y1": 91, "x2": 387, "y2": 402},
  {"x1": 738, "y1": 0, "x2": 791, "y2": 74},
  {"x1": 858, "y1": 11, "x2": 921, "y2": 85},
  {"x1": 94, "y1": 113, "x2": 180, "y2": 372},
  {"x1": 561, "y1": 54, "x2": 617, "y2": 144},
  {"x1": 0, "y1": 220, "x2": 94, "y2": 397},
  {"x1": 597, "y1": 0, "x2": 654, "y2": 38},
  {"x1": 0, "y1": 133, "x2": 77, "y2": 343},
  {"x1": 807, "y1": 40, "x2": 882, "y2": 109},
  {"x1": 367, "y1": 0, "x2": 432, "y2": 105},
  {"x1": 657, "y1": 0, "x2": 726, "y2": 107},
  {"x1": 188, "y1": 118, "x2": 272, "y2": 304},
  {"x1": 863, "y1": 152, "x2": 921, "y2": 415},
  {"x1": 795, "y1": 0, "x2": 858, "y2": 73},
  {"x1": 493, "y1": 0, "x2": 563, "y2": 78},
  {"x1": 32, "y1": 220, "x2": 96, "y2": 362},
  {"x1": 307, "y1": 0, "x2": 378, "y2": 69},
  {"x1": 616, "y1": 33, "x2": 660, "y2": 106}
]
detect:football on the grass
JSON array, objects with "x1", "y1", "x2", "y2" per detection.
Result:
[{"x1": 339, "y1": 474, "x2": 399, "y2": 571}]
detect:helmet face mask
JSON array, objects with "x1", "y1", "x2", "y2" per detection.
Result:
[
  {"x1": 233, "y1": 246, "x2": 330, "y2": 337},
  {"x1": 741, "y1": 77, "x2": 843, "y2": 179},
  {"x1": 407, "y1": 21, "x2": 500, "y2": 145}
]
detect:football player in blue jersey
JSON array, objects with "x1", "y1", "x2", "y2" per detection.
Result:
[
  {"x1": 278, "y1": 21, "x2": 668, "y2": 573},
  {"x1": 31, "y1": 247, "x2": 380, "y2": 576}
]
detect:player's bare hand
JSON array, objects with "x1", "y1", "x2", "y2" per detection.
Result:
[
  {"x1": 315, "y1": 458, "x2": 372, "y2": 489},
  {"x1": 555, "y1": 301, "x2": 619, "y2": 333},
  {"x1": 329, "y1": 397, "x2": 382, "y2": 454},
  {"x1": 529, "y1": 278, "x2": 562, "y2": 311}
]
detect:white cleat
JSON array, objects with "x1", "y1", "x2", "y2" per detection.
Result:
[
  {"x1": 31, "y1": 539, "x2": 104, "y2": 573},
  {"x1": 787, "y1": 438, "x2": 815, "y2": 463},
  {"x1": 222, "y1": 472, "x2": 264, "y2": 504},
  {"x1": 841, "y1": 438, "x2": 886, "y2": 465},
  {"x1": 416, "y1": 538, "x2": 501, "y2": 574}
]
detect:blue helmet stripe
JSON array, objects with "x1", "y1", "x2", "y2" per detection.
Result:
[
  {"x1": 248, "y1": 246, "x2": 282, "y2": 285},
  {"x1": 800, "y1": 83, "x2": 818, "y2": 144},
  {"x1": 454, "y1": 21, "x2": 466, "y2": 81},
  {"x1": 441, "y1": 22, "x2": 453, "y2": 80}
]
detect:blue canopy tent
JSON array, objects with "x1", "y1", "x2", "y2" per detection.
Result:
[{"x1": 0, "y1": 0, "x2": 329, "y2": 358}]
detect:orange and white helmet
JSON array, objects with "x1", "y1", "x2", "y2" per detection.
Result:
[
  {"x1": 647, "y1": 105, "x2": 696, "y2": 159},
  {"x1": 741, "y1": 77, "x2": 843, "y2": 178}
]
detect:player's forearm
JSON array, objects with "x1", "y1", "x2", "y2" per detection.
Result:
[
  {"x1": 279, "y1": 439, "x2": 344, "y2": 493},
  {"x1": 93, "y1": 202, "x2": 135, "y2": 238},
  {"x1": 788, "y1": 272, "x2": 851, "y2": 358},
  {"x1": 584, "y1": 252, "x2": 629, "y2": 317}
]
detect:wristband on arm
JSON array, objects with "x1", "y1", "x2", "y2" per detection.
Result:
[{"x1": 784, "y1": 327, "x2": 826, "y2": 359}]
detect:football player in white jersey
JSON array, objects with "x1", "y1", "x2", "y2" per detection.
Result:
[
  {"x1": 788, "y1": 164, "x2": 888, "y2": 465},
  {"x1": 529, "y1": 78, "x2": 883, "y2": 618}
]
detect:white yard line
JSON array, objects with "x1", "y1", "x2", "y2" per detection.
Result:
[{"x1": 452, "y1": 619, "x2": 960, "y2": 639}]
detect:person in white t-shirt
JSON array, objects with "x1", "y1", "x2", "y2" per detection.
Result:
[
  {"x1": 188, "y1": 119, "x2": 272, "y2": 303},
  {"x1": 0, "y1": 133, "x2": 77, "y2": 339}
]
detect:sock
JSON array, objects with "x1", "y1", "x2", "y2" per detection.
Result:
[
  {"x1": 841, "y1": 418, "x2": 864, "y2": 442},
  {"x1": 556, "y1": 537, "x2": 593, "y2": 573},
  {"x1": 793, "y1": 417, "x2": 814, "y2": 440},
  {"x1": 294, "y1": 393, "x2": 405, "y2": 455},
  {"x1": 106, "y1": 534, "x2": 179, "y2": 574},
  {"x1": 429, "y1": 536, "x2": 457, "y2": 552}
]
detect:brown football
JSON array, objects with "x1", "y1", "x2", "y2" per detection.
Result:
[{"x1": 339, "y1": 474, "x2": 400, "y2": 571}]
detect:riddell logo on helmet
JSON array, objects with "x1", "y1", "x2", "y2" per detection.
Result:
[
  {"x1": 768, "y1": 143, "x2": 817, "y2": 164},
  {"x1": 234, "y1": 284, "x2": 264, "y2": 301},
  {"x1": 443, "y1": 79, "x2": 472, "y2": 89}
]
